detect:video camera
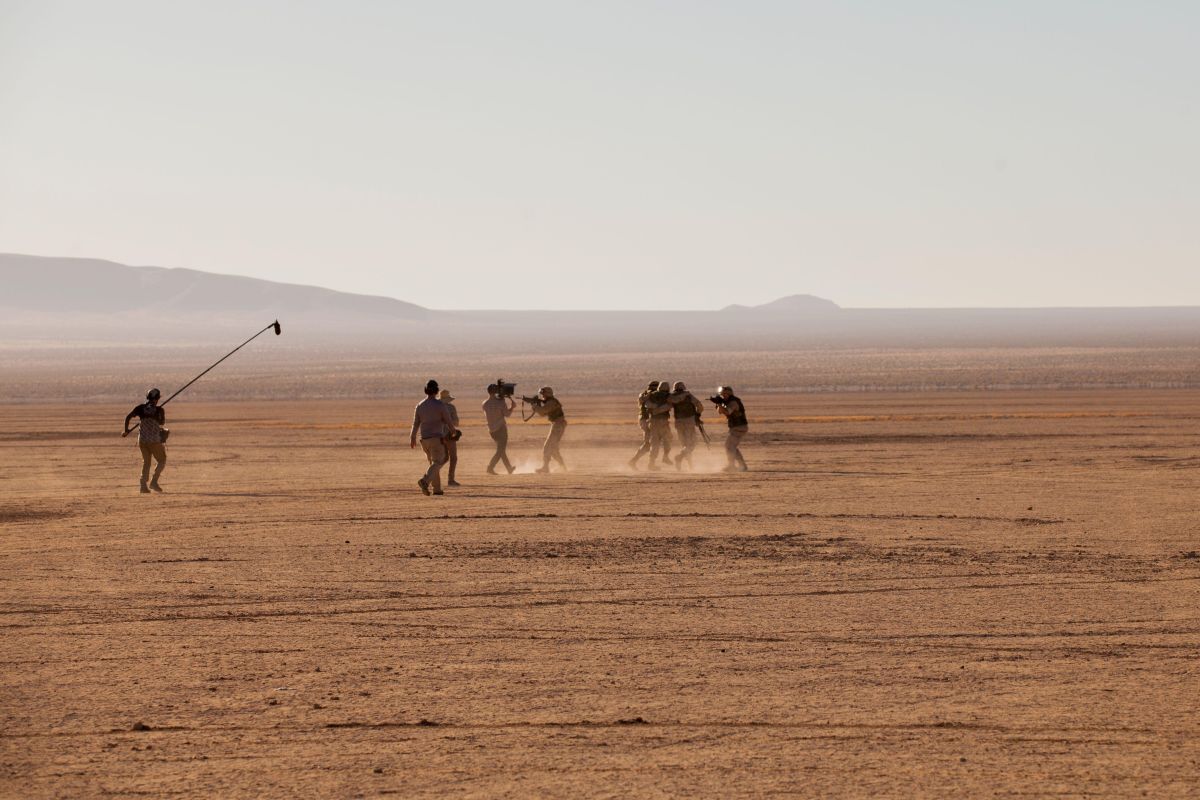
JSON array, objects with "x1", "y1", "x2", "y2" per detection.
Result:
[{"x1": 493, "y1": 378, "x2": 517, "y2": 399}]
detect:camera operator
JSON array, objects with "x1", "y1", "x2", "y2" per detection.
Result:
[
  {"x1": 628, "y1": 380, "x2": 659, "y2": 470},
  {"x1": 483, "y1": 382, "x2": 517, "y2": 475},
  {"x1": 711, "y1": 385, "x2": 749, "y2": 472},
  {"x1": 523, "y1": 386, "x2": 567, "y2": 473},
  {"x1": 410, "y1": 379, "x2": 458, "y2": 496},
  {"x1": 438, "y1": 389, "x2": 462, "y2": 487},
  {"x1": 668, "y1": 381, "x2": 705, "y2": 470}
]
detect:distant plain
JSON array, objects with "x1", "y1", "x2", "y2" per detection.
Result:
[{"x1": 2, "y1": 349, "x2": 1199, "y2": 796}]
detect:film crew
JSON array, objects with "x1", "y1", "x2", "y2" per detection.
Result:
[
  {"x1": 483, "y1": 380, "x2": 517, "y2": 475},
  {"x1": 627, "y1": 380, "x2": 659, "y2": 470},
  {"x1": 410, "y1": 379, "x2": 458, "y2": 496},
  {"x1": 668, "y1": 381, "x2": 705, "y2": 470},
  {"x1": 523, "y1": 386, "x2": 567, "y2": 473},
  {"x1": 439, "y1": 389, "x2": 462, "y2": 487},
  {"x1": 711, "y1": 385, "x2": 749, "y2": 472},
  {"x1": 123, "y1": 388, "x2": 168, "y2": 493},
  {"x1": 644, "y1": 379, "x2": 674, "y2": 470}
]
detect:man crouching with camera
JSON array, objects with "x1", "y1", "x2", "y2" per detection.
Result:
[
  {"x1": 710, "y1": 385, "x2": 749, "y2": 472},
  {"x1": 523, "y1": 386, "x2": 567, "y2": 473}
]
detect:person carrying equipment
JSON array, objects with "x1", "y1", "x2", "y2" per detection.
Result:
[
  {"x1": 711, "y1": 385, "x2": 749, "y2": 472},
  {"x1": 483, "y1": 382, "x2": 517, "y2": 474},
  {"x1": 523, "y1": 386, "x2": 567, "y2": 473},
  {"x1": 410, "y1": 379, "x2": 458, "y2": 495},
  {"x1": 627, "y1": 380, "x2": 659, "y2": 470},
  {"x1": 123, "y1": 388, "x2": 168, "y2": 493},
  {"x1": 667, "y1": 381, "x2": 705, "y2": 470}
]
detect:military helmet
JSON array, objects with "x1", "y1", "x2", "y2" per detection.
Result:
[
  {"x1": 647, "y1": 380, "x2": 659, "y2": 390},
  {"x1": 146, "y1": 388, "x2": 161, "y2": 401},
  {"x1": 673, "y1": 381, "x2": 686, "y2": 392},
  {"x1": 540, "y1": 386, "x2": 554, "y2": 398}
]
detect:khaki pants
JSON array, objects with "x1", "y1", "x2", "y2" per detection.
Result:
[
  {"x1": 632, "y1": 418, "x2": 652, "y2": 459},
  {"x1": 675, "y1": 418, "x2": 698, "y2": 465},
  {"x1": 725, "y1": 425, "x2": 748, "y2": 469},
  {"x1": 488, "y1": 427, "x2": 513, "y2": 472},
  {"x1": 648, "y1": 416, "x2": 672, "y2": 462},
  {"x1": 421, "y1": 437, "x2": 448, "y2": 492},
  {"x1": 139, "y1": 442, "x2": 166, "y2": 485},
  {"x1": 445, "y1": 437, "x2": 458, "y2": 482},
  {"x1": 543, "y1": 418, "x2": 567, "y2": 468}
]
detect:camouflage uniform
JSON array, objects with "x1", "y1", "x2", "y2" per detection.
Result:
[
  {"x1": 629, "y1": 382, "x2": 657, "y2": 468},
  {"x1": 645, "y1": 383, "x2": 673, "y2": 468},
  {"x1": 531, "y1": 388, "x2": 567, "y2": 472},
  {"x1": 668, "y1": 384, "x2": 704, "y2": 469}
]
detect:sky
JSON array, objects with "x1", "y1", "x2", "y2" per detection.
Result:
[{"x1": 1, "y1": 1, "x2": 1197, "y2": 310}]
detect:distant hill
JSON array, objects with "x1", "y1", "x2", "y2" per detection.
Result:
[
  {"x1": 723, "y1": 294, "x2": 841, "y2": 314},
  {"x1": 0, "y1": 253, "x2": 429, "y2": 322}
]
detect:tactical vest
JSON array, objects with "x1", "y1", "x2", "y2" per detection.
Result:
[
  {"x1": 546, "y1": 400, "x2": 565, "y2": 422},
  {"x1": 673, "y1": 394, "x2": 698, "y2": 420},
  {"x1": 725, "y1": 395, "x2": 748, "y2": 428},
  {"x1": 637, "y1": 391, "x2": 651, "y2": 420},
  {"x1": 648, "y1": 390, "x2": 671, "y2": 418}
]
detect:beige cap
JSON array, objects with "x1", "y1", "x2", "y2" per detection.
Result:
[{"x1": 439, "y1": 389, "x2": 455, "y2": 402}]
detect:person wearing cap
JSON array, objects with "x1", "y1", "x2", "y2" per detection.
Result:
[
  {"x1": 713, "y1": 385, "x2": 749, "y2": 472},
  {"x1": 527, "y1": 386, "x2": 567, "y2": 473},
  {"x1": 482, "y1": 383, "x2": 516, "y2": 474},
  {"x1": 667, "y1": 381, "x2": 705, "y2": 470},
  {"x1": 643, "y1": 379, "x2": 674, "y2": 470},
  {"x1": 123, "y1": 388, "x2": 167, "y2": 493},
  {"x1": 410, "y1": 379, "x2": 458, "y2": 495},
  {"x1": 628, "y1": 380, "x2": 659, "y2": 470},
  {"x1": 438, "y1": 389, "x2": 462, "y2": 487}
]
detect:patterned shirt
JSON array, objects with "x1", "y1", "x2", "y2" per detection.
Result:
[{"x1": 130, "y1": 402, "x2": 166, "y2": 444}]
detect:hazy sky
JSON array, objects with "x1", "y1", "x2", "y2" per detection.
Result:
[{"x1": 2, "y1": 1, "x2": 1197, "y2": 310}]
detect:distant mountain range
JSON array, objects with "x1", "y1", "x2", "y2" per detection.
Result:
[
  {"x1": 0, "y1": 254, "x2": 428, "y2": 321},
  {"x1": 3, "y1": 253, "x2": 1199, "y2": 348}
]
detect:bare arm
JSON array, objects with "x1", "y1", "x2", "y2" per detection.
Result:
[{"x1": 410, "y1": 408, "x2": 420, "y2": 448}]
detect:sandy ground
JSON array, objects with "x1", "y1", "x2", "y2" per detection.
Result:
[{"x1": 2, "y1": 391, "x2": 1199, "y2": 797}]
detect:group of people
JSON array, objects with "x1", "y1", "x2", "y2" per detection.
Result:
[
  {"x1": 628, "y1": 380, "x2": 748, "y2": 472},
  {"x1": 410, "y1": 379, "x2": 566, "y2": 495},
  {"x1": 408, "y1": 379, "x2": 749, "y2": 497},
  {"x1": 122, "y1": 379, "x2": 748, "y2": 495}
]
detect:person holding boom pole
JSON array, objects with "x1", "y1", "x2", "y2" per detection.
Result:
[
  {"x1": 121, "y1": 320, "x2": 282, "y2": 494},
  {"x1": 124, "y1": 388, "x2": 167, "y2": 493}
]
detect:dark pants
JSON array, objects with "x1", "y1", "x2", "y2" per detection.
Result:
[{"x1": 488, "y1": 427, "x2": 513, "y2": 472}]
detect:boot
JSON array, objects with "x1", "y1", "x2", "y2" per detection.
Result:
[
  {"x1": 140, "y1": 480, "x2": 150, "y2": 494},
  {"x1": 149, "y1": 479, "x2": 163, "y2": 493}
]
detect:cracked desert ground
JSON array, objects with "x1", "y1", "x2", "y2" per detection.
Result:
[{"x1": 3, "y1": 389, "x2": 1199, "y2": 797}]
